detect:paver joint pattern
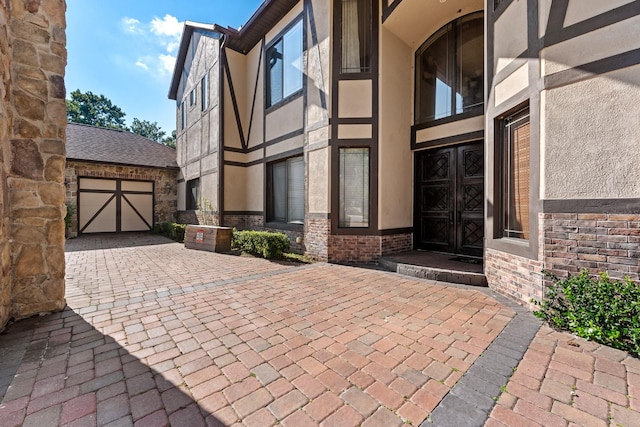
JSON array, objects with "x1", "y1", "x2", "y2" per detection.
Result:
[{"x1": 0, "y1": 234, "x2": 638, "y2": 427}]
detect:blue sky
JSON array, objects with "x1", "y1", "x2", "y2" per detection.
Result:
[{"x1": 66, "y1": 0, "x2": 264, "y2": 136}]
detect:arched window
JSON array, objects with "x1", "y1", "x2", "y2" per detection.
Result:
[{"x1": 415, "y1": 12, "x2": 484, "y2": 124}]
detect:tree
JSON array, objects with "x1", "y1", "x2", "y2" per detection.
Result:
[
  {"x1": 163, "y1": 130, "x2": 177, "y2": 149},
  {"x1": 130, "y1": 118, "x2": 166, "y2": 143},
  {"x1": 66, "y1": 89, "x2": 128, "y2": 130}
]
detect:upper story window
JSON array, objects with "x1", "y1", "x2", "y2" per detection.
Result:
[
  {"x1": 415, "y1": 12, "x2": 484, "y2": 124},
  {"x1": 189, "y1": 88, "x2": 196, "y2": 107},
  {"x1": 340, "y1": 0, "x2": 372, "y2": 73},
  {"x1": 266, "y1": 19, "x2": 303, "y2": 108},
  {"x1": 201, "y1": 73, "x2": 209, "y2": 111}
]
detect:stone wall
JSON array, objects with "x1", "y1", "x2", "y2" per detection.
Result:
[
  {"x1": 0, "y1": 0, "x2": 68, "y2": 330},
  {"x1": 1, "y1": 0, "x2": 12, "y2": 329},
  {"x1": 65, "y1": 161, "x2": 179, "y2": 237}
]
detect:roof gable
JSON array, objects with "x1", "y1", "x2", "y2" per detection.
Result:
[{"x1": 169, "y1": 0, "x2": 300, "y2": 100}]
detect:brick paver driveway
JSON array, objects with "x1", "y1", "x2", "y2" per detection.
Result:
[{"x1": 1, "y1": 234, "x2": 634, "y2": 426}]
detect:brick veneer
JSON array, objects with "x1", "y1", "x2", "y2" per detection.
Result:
[
  {"x1": 486, "y1": 211, "x2": 640, "y2": 308},
  {"x1": 485, "y1": 248, "x2": 544, "y2": 309},
  {"x1": 177, "y1": 210, "x2": 221, "y2": 226},
  {"x1": 381, "y1": 233, "x2": 413, "y2": 255},
  {"x1": 542, "y1": 213, "x2": 640, "y2": 282},
  {"x1": 305, "y1": 217, "x2": 330, "y2": 261},
  {"x1": 328, "y1": 235, "x2": 382, "y2": 263},
  {"x1": 65, "y1": 161, "x2": 179, "y2": 237}
]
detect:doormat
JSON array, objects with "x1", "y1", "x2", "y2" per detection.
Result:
[{"x1": 449, "y1": 256, "x2": 483, "y2": 265}]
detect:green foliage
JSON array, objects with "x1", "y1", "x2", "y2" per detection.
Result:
[
  {"x1": 533, "y1": 269, "x2": 640, "y2": 357},
  {"x1": 66, "y1": 89, "x2": 128, "y2": 130},
  {"x1": 152, "y1": 222, "x2": 187, "y2": 243},
  {"x1": 232, "y1": 229, "x2": 290, "y2": 259},
  {"x1": 130, "y1": 118, "x2": 166, "y2": 142},
  {"x1": 164, "y1": 130, "x2": 177, "y2": 149},
  {"x1": 64, "y1": 204, "x2": 74, "y2": 230}
]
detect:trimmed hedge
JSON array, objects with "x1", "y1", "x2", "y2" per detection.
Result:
[
  {"x1": 152, "y1": 222, "x2": 187, "y2": 243},
  {"x1": 232, "y1": 229, "x2": 290, "y2": 259},
  {"x1": 533, "y1": 270, "x2": 640, "y2": 357}
]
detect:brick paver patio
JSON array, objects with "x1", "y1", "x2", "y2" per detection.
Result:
[{"x1": 0, "y1": 234, "x2": 638, "y2": 426}]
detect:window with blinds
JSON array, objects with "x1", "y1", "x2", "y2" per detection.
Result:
[
  {"x1": 268, "y1": 156, "x2": 304, "y2": 224},
  {"x1": 340, "y1": 0, "x2": 372, "y2": 73},
  {"x1": 339, "y1": 148, "x2": 369, "y2": 227},
  {"x1": 502, "y1": 107, "x2": 530, "y2": 239}
]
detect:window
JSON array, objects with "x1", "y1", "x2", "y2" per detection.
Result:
[
  {"x1": 201, "y1": 73, "x2": 209, "y2": 111},
  {"x1": 415, "y1": 12, "x2": 484, "y2": 123},
  {"x1": 186, "y1": 178, "x2": 200, "y2": 210},
  {"x1": 266, "y1": 20, "x2": 303, "y2": 107},
  {"x1": 268, "y1": 156, "x2": 304, "y2": 224},
  {"x1": 180, "y1": 101, "x2": 186, "y2": 130},
  {"x1": 340, "y1": 0, "x2": 372, "y2": 73},
  {"x1": 189, "y1": 88, "x2": 196, "y2": 107},
  {"x1": 339, "y1": 148, "x2": 369, "y2": 227},
  {"x1": 499, "y1": 106, "x2": 530, "y2": 239}
]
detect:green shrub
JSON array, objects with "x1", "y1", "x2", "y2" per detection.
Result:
[
  {"x1": 533, "y1": 269, "x2": 640, "y2": 357},
  {"x1": 64, "y1": 204, "x2": 74, "y2": 229},
  {"x1": 232, "y1": 229, "x2": 290, "y2": 259},
  {"x1": 152, "y1": 222, "x2": 187, "y2": 243}
]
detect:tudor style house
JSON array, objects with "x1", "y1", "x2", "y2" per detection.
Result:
[{"x1": 169, "y1": 0, "x2": 640, "y2": 306}]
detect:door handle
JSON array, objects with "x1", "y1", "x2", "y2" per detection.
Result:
[{"x1": 457, "y1": 201, "x2": 462, "y2": 223}]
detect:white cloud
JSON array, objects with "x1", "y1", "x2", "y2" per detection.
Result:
[
  {"x1": 120, "y1": 14, "x2": 184, "y2": 78},
  {"x1": 135, "y1": 61, "x2": 149, "y2": 71},
  {"x1": 159, "y1": 54, "x2": 177, "y2": 75},
  {"x1": 150, "y1": 15, "x2": 183, "y2": 38},
  {"x1": 122, "y1": 17, "x2": 142, "y2": 34}
]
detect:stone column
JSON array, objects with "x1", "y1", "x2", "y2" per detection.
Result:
[{"x1": 0, "y1": 0, "x2": 68, "y2": 329}]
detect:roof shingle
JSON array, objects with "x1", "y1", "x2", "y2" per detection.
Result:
[{"x1": 66, "y1": 123, "x2": 178, "y2": 169}]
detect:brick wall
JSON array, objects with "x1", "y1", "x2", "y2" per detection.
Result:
[
  {"x1": 305, "y1": 217, "x2": 330, "y2": 261},
  {"x1": 328, "y1": 235, "x2": 382, "y2": 263},
  {"x1": 1, "y1": 0, "x2": 68, "y2": 329},
  {"x1": 485, "y1": 248, "x2": 544, "y2": 308},
  {"x1": 65, "y1": 161, "x2": 179, "y2": 237},
  {"x1": 485, "y1": 213, "x2": 545, "y2": 307},
  {"x1": 381, "y1": 233, "x2": 412, "y2": 255},
  {"x1": 542, "y1": 213, "x2": 640, "y2": 282},
  {"x1": 177, "y1": 210, "x2": 221, "y2": 226}
]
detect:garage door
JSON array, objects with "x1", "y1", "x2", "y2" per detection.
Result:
[{"x1": 78, "y1": 178, "x2": 154, "y2": 234}]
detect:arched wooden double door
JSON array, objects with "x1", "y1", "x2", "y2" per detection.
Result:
[{"x1": 414, "y1": 141, "x2": 484, "y2": 257}]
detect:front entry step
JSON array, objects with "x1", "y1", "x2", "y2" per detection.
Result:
[{"x1": 379, "y1": 251, "x2": 487, "y2": 287}]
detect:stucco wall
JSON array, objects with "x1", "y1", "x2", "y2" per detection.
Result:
[
  {"x1": 176, "y1": 32, "x2": 220, "y2": 215},
  {"x1": 1, "y1": 0, "x2": 67, "y2": 329},
  {"x1": 378, "y1": 26, "x2": 412, "y2": 230},
  {"x1": 542, "y1": 65, "x2": 640, "y2": 199},
  {"x1": 65, "y1": 161, "x2": 179, "y2": 237}
]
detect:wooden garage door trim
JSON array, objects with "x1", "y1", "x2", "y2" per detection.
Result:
[{"x1": 78, "y1": 177, "x2": 155, "y2": 234}]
